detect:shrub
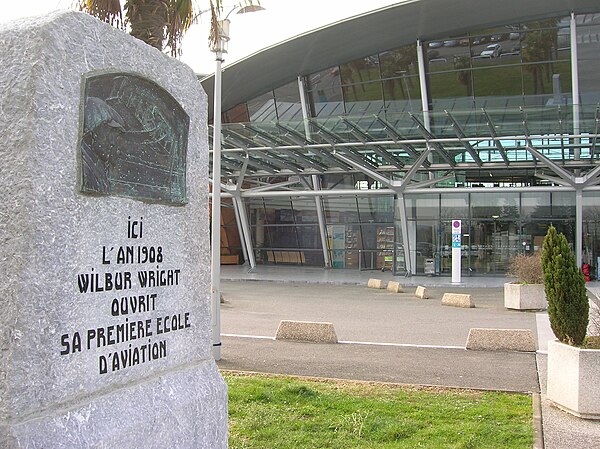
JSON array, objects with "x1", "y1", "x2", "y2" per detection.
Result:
[
  {"x1": 541, "y1": 225, "x2": 589, "y2": 346},
  {"x1": 507, "y1": 253, "x2": 543, "y2": 284}
]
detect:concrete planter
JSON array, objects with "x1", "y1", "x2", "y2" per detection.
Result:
[
  {"x1": 547, "y1": 339, "x2": 600, "y2": 420},
  {"x1": 504, "y1": 282, "x2": 547, "y2": 310}
]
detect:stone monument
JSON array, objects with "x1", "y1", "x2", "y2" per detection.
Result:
[{"x1": 0, "y1": 11, "x2": 227, "y2": 448}]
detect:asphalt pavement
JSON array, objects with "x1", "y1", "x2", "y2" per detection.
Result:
[{"x1": 217, "y1": 268, "x2": 600, "y2": 449}]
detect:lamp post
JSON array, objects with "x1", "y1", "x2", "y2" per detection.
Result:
[{"x1": 210, "y1": 2, "x2": 264, "y2": 361}]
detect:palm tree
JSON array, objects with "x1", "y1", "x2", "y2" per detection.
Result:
[{"x1": 78, "y1": 0, "x2": 222, "y2": 57}]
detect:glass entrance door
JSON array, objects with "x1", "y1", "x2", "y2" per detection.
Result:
[{"x1": 469, "y1": 219, "x2": 520, "y2": 274}]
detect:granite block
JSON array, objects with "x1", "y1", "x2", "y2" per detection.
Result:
[
  {"x1": 415, "y1": 286, "x2": 429, "y2": 299},
  {"x1": 387, "y1": 281, "x2": 403, "y2": 293},
  {"x1": 442, "y1": 293, "x2": 475, "y2": 308},
  {"x1": 275, "y1": 320, "x2": 338, "y2": 343},
  {"x1": 368, "y1": 279, "x2": 385, "y2": 289},
  {"x1": 0, "y1": 11, "x2": 226, "y2": 448},
  {"x1": 466, "y1": 328, "x2": 536, "y2": 352}
]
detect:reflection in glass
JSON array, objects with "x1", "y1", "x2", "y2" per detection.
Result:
[
  {"x1": 247, "y1": 91, "x2": 276, "y2": 122},
  {"x1": 340, "y1": 57, "x2": 380, "y2": 86},
  {"x1": 521, "y1": 192, "x2": 551, "y2": 219},
  {"x1": 576, "y1": 13, "x2": 600, "y2": 104},
  {"x1": 274, "y1": 80, "x2": 302, "y2": 121},
  {"x1": 441, "y1": 194, "x2": 468, "y2": 219},
  {"x1": 471, "y1": 192, "x2": 519, "y2": 219},
  {"x1": 473, "y1": 65, "x2": 523, "y2": 99},
  {"x1": 307, "y1": 67, "x2": 344, "y2": 116},
  {"x1": 342, "y1": 80, "x2": 384, "y2": 114}
]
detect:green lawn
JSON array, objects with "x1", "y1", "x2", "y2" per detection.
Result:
[{"x1": 225, "y1": 372, "x2": 533, "y2": 449}]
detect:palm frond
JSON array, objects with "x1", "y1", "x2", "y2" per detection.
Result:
[
  {"x1": 78, "y1": 0, "x2": 124, "y2": 29},
  {"x1": 165, "y1": 0, "x2": 195, "y2": 57},
  {"x1": 208, "y1": 0, "x2": 222, "y2": 53}
]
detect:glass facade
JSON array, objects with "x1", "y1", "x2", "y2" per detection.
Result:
[
  {"x1": 404, "y1": 191, "x2": 578, "y2": 275},
  {"x1": 246, "y1": 178, "x2": 396, "y2": 270},
  {"x1": 236, "y1": 188, "x2": 591, "y2": 276},
  {"x1": 223, "y1": 13, "x2": 600, "y2": 123},
  {"x1": 214, "y1": 8, "x2": 600, "y2": 276}
]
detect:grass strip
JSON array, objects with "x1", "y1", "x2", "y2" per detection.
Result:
[{"x1": 225, "y1": 371, "x2": 533, "y2": 449}]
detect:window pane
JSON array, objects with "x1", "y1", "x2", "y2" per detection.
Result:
[
  {"x1": 340, "y1": 57, "x2": 381, "y2": 85},
  {"x1": 407, "y1": 194, "x2": 440, "y2": 220},
  {"x1": 577, "y1": 13, "x2": 600, "y2": 104},
  {"x1": 322, "y1": 197, "x2": 358, "y2": 223},
  {"x1": 274, "y1": 81, "x2": 302, "y2": 121},
  {"x1": 471, "y1": 192, "x2": 519, "y2": 219},
  {"x1": 473, "y1": 65, "x2": 523, "y2": 100},
  {"x1": 223, "y1": 103, "x2": 249, "y2": 124},
  {"x1": 296, "y1": 225, "x2": 322, "y2": 249},
  {"x1": 551, "y1": 192, "x2": 575, "y2": 218},
  {"x1": 356, "y1": 196, "x2": 394, "y2": 223},
  {"x1": 247, "y1": 91, "x2": 276, "y2": 122},
  {"x1": 290, "y1": 198, "x2": 319, "y2": 223},
  {"x1": 307, "y1": 67, "x2": 344, "y2": 116},
  {"x1": 440, "y1": 194, "x2": 468, "y2": 219},
  {"x1": 521, "y1": 17, "x2": 571, "y2": 104},
  {"x1": 521, "y1": 192, "x2": 551, "y2": 219}
]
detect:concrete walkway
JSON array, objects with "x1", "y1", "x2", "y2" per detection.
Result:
[{"x1": 219, "y1": 265, "x2": 600, "y2": 449}]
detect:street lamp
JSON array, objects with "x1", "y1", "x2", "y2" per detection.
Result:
[{"x1": 210, "y1": 1, "x2": 264, "y2": 361}]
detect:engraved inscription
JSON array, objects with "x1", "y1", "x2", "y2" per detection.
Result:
[
  {"x1": 60, "y1": 217, "x2": 192, "y2": 375},
  {"x1": 79, "y1": 73, "x2": 189, "y2": 205}
]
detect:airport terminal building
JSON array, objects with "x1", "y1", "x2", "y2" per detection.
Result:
[{"x1": 201, "y1": 0, "x2": 600, "y2": 277}]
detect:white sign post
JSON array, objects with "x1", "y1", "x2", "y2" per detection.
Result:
[{"x1": 451, "y1": 219, "x2": 462, "y2": 284}]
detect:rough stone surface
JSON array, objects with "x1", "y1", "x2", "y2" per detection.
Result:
[
  {"x1": 0, "y1": 11, "x2": 226, "y2": 448},
  {"x1": 466, "y1": 328, "x2": 536, "y2": 352},
  {"x1": 547, "y1": 339, "x2": 600, "y2": 420},
  {"x1": 275, "y1": 320, "x2": 338, "y2": 343},
  {"x1": 504, "y1": 282, "x2": 547, "y2": 310},
  {"x1": 587, "y1": 292, "x2": 600, "y2": 336},
  {"x1": 415, "y1": 286, "x2": 429, "y2": 299},
  {"x1": 387, "y1": 281, "x2": 403, "y2": 293},
  {"x1": 442, "y1": 292, "x2": 475, "y2": 308},
  {"x1": 368, "y1": 279, "x2": 385, "y2": 289}
]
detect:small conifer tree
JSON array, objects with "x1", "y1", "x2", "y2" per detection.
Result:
[{"x1": 541, "y1": 225, "x2": 589, "y2": 346}]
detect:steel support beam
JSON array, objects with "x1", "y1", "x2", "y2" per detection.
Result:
[
  {"x1": 592, "y1": 106, "x2": 600, "y2": 159},
  {"x1": 571, "y1": 11, "x2": 581, "y2": 160},
  {"x1": 215, "y1": 184, "x2": 591, "y2": 200},
  {"x1": 372, "y1": 115, "x2": 429, "y2": 166},
  {"x1": 332, "y1": 151, "x2": 395, "y2": 188},
  {"x1": 232, "y1": 194, "x2": 256, "y2": 268},
  {"x1": 526, "y1": 145, "x2": 575, "y2": 185},
  {"x1": 409, "y1": 113, "x2": 456, "y2": 167},
  {"x1": 445, "y1": 110, "x2": 483, "y2": 166},
  {"x1": 395, "y1": 193, "x2": 412, "y2": 275},
  {"x1": 576, "y1": 188, "x2": 583, "y2": 268},
  {"x1": 481, "y1": 109, "x2": 509, "y2": 170},
  {"x1": 231, "y1": 198, "x2": 249, "y2": 265},
  {"x1": 416, "y1": 39, "x2": 431, "y2": 131},
  {"x1": 299, "y1": 75, "x2": 332, "y2": 268},
  {"x1": 396, "y1": 147, "x2": 432, "y2": 192},
  {"x1": 341, "y1": 117, "x2": 405, "y2": 168}
]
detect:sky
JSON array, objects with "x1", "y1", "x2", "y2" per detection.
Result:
[{"x1": 1, "y1": 0, "x2": 400, "y2": 75}]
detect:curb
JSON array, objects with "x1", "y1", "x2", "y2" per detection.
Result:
[{"x1": 532, "y1": 392, "x2": 545, "y2": 449}]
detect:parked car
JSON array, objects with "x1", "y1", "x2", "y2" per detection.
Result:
[
  {"x1": 471, "y1": 36, "x2": 487, "y2": 45},
  {"x1": 428, "y1": 41, "x2": 443, "y2": 48},
  {"x1": 480, "y1": 43, "x2": 502, "y2": 58},
  {"x1": 443, "y1": 39, "x2": 458, "y2": 47}
]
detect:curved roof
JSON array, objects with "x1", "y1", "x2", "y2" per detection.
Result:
[{"x1": 201, "y1": 0, "x2": 598, "y2": 117}]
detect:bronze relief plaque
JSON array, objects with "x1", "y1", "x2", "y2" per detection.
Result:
[{"x1": 79, "y1": 73, "x2": 189, "y2": 205}]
